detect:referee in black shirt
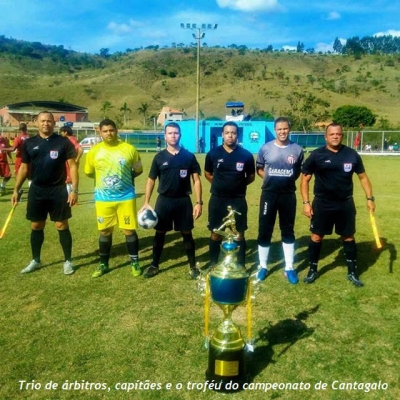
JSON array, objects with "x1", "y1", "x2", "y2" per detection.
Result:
[
  {"x1": 204, "y1": 121, "x2": 255, "y2": 267},
  {"x1": 12, "y1": 111, "x2": 79, "y2": 275},
  {"x1": 301, "y1": 123, "x2": 375, "y2": 287}
]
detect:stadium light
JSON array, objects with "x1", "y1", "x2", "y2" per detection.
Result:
[{"x1": 181, "y1": 22, "x2": 218, "y2": 152}]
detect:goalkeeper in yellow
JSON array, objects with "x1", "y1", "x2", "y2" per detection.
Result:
[{"x1": 85, "y1": 119, "x2": 143, "y2": 278}]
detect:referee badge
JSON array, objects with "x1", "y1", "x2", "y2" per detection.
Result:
[
  {"x1": 343, "y1": 163, "x2": 352, "y2": 172},
  {"x1": 180, "y1": 170, "x2": 188, "y2": 178},
  {"x1": 50, "y1": 151, "x2": 58, "y2": 159},
  {"x1": 236, "y1": 162, "x2": 244, "y2": 171}
]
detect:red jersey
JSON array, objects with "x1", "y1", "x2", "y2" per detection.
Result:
[
  {"x1": 13, "y1": 133, "x2": 30, "y2": 158},
  {"x1": 0, "y1": 136, "x2": 11, "y2": 163},
  {"x1": 67, "y1": 135, "x2": 81, "y2": 152}
]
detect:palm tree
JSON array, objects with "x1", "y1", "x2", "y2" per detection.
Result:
[
  {"x1": 137, "y1": 102, "x2": 149, "y2": 127},
  {"x1": 120, "y1": 102, "x2": 132, "y2": 126},
  {"x1": 100, "y1": 101, "x2": 113, "y2": 119}
]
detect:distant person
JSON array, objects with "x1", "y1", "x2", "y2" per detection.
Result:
[
  {"x1": 211, "y1": 134, "x2": 216, "y2": 150},
  {"x1": 204, "y1": 121, "x2": 255, "y2": 268},
  {"x1": 0, "y1": 132, "x2": 13, "y2": 195},
  {"x1": 139, "y1": 122, "x2": 203, "y2": 279},
  {"x1": 301, "y1": 123, "x2": 375, "y2": 287},
  {"x1": 199, "y1": 137, "x2": 204, "y2": 153},
  {"x1": 13, "y1": 111, "x2": 78, "y2": 275},
  {"x1": 11, "y1": 123, "x2": 30, "y2": 180},
  {"x1": 59, "y1": 126, "x2": 83, "y2": 194},
  {"x1": 156, "y1": 136, "x2": 161, "y2": 152},
  {"x1": 256, "y1": 117, "x2": 304, "y2": 284},
  {"x1": 84, "y1": 119, "x2": 143, "y2": 278}
]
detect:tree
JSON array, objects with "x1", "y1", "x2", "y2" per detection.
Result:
[
  {"x1": 137, "y1": 102, "x2": 149, "y2": 127},
  {"x1": 333, "y1": 37, "x2": 343, "y2": 54},
  {"x1": 296, "y1": 41, "x2": 304, "y2": 53},
  {"x1": 99, "y1": 48, "x2": 110, "y2": 58},
  {"x1": 283, "y1": 91, "x2": 330, "y2": 132},
  {"x1": 100, "y1": 101, "x2": 113, "y2": 119},
  {"x1": 332, "y1": 105, "x2": 376, "y2": 128},
  {"x1": 120, "y1": 102, "x2": 132, "y2": 126}
]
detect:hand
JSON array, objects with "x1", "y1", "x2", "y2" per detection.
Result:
[
  {"x1": 67, "y1": 192, "x2": 78, "y2": 206},
  {"x1": 302, "y1": 203, "x2": 313, "y2": 218},
  {"x1": 193, "y1": 204, "x2": 202, "y2": 220},
  {"x1": 367, "y1": 200, "x2": 376, "y2": 213},
  {"x1": 139, "y1": 203, "x2": 153, "y2": 214}
]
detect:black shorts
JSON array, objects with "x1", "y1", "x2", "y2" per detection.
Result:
[
  {"x1": 155, "y1": 195, "x2": 193, "y2": 232},
  {"x1": 208, "y1": 196, "x2": 248, "y2": 233},
  {"x1": 258, "y1": 191, "x2": 296, "y2": 244},
  {"x1": 27, "y1": 184, "x2": 72, "y2": 222},
  {"x1": 310, "y1": 197, "x2": 356, "y2": 236}
]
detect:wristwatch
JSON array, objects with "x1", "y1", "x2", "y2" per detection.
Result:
[
  {"x1": 366, "y1": 196, "x2": 375, "y2": 201},
  {"x1": 196, "y1": 201, "x2": 203, "y2": 205},
  {"x1": 302, "y1": 200, "x2": 310, "y2": 204}
]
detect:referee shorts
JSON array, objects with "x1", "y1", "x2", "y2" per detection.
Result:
[
  {"x1": 27, "y1": 184, "x2": 71, "y2": 222},
  {"x1": 95, "y1": 198, "x2": 138, "y2": 231},
  {"x1": 208, "y1": 195, "x2": 248, "y2": 233},
  {"x1": 155, "y1": 195, "x2": 193, "y2": 232},
  {"x1": 310, "y1": 197, "x2": 356, "y2": 236}
]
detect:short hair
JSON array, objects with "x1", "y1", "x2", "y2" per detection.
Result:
[
  {"x1": 60, "y1": 126, "x2": 73, "y2": 136},
  {"x1": 99, "y1": 119, "x2": 117, "y2": 130},
  {"x1": 19, "y1": 123, "x2": 27, "y2": 132},
  {"x1": 274, "y1": 116, "x2": 291, "y2": 128},
  {"x1": 222, "y1": 121, "x2": 239, "y2": 132},
  {"x1": 325, "y1": 122, "x2": 343, "y2": 133},
  {"x1": 37, "y1": 111, "x2": 55, "y2": 121},
  {"x1": 165, "y1": 122, "x2": 181, "y2": 134}
]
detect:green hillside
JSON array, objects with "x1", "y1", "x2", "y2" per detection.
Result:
[{"x1": 1, "y1": 47, "x2": 400, "y2": 129}]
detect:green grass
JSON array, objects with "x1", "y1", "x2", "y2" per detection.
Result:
[{"x1": 0, "y1": 154, "x2": 399, "y2": 399}]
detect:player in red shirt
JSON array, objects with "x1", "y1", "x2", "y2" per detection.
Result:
[
  {"x1": 59, "y1": 126, "x2": 83, "y2": 194},
  {"x1": 12, "y1": 123, "x2": 30, "y2": 176},
  {"x1": 0, "y1": 133, "x2": 13, "y2": 195}
]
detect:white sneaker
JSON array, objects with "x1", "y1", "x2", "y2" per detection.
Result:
[
  {"x1": 63, "y1": 260, "x2": 74, "y2": 275},
  {"x1": 21, "y1": 260, "x2": 41, "y2": 274}
]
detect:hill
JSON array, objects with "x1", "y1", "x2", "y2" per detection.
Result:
[{"x1": 1, "y1": 45, "x2": 400, "y2": 129}]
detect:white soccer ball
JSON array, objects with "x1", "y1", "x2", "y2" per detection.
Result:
[{"x1": 138, "y1": 208, "x2": 158, "y2": 229}]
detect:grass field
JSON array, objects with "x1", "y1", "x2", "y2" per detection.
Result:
[{"x1": 0, "y1": 153, "x2": 399, "y2": 400}]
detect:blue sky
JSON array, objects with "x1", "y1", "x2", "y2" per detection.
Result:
[{"x1": 1, "y1": 0, "x2": 400, "y2": 54}]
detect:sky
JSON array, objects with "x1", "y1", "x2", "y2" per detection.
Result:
[{"x1": 1, "y1": 0, "x2": 400, "y2": 54}]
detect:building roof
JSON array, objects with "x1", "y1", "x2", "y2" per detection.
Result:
[{"x1": 4, "y1": 101, "x2": 87, "y2": 114}]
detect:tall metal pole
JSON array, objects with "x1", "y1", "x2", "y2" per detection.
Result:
[{"x1": 181, "y1": 23, "x2": 218, "y2": 153}]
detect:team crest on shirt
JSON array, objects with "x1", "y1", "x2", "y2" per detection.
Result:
[
  {"x1": 343, "y1": 163, "x2": 352, "y2": 172},
  {"x1": 50, "y1": 151, "x2": 58, "y2": 159},
  {"x1": 98, "y1": 217, "x2": 104, "y2": 224},
  {"x1": 287, "y1": 155, "x2": 296, "y2": 164},
  {"x1": 119, "y1": 158, "x2": 127, "y2": 166},
  {"x1": 236, "y1": 162, "x2": 244, "y2": 171},
  {"x1": 180, "y1": 170, "x2": 188, "y2": 178}
]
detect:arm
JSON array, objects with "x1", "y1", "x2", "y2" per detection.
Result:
[
  {"x1": 358, "y1": 172, "x2": 375, "y2": 212},
  {"x1": 256, "y1": 167, "x2": 265, "y2": 179},
  {"x1": 300, "y1": 173, "x2": 313, "y2": 218},
  {"x1": 192, "y1": 172, "x2": 203, "y2": 220},
  {"x1": 204, "y1": 170, "x2": 213, "y2": 183},
  {"x1": 66, "y1": 158, "x2": 79, "y2": 206},
  {"x1": 246, "y1": 173, "x2": 255, "y2": 185},
  {"x1": 75, "y1": 146, "x2": 84, "y2": 164},
  {"x1": 139, "y1": 177, "x2": 156, "y2": 213},
  {"x1": 11, "y1": 163, "x2": 29, "y2": 206}
]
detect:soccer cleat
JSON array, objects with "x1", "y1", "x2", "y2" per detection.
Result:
[
  {"x1": 348, "y1": 272, "x2": 364, "y2": 287},
  {"x1": 92, "y1": 263, "x2": 109, "y2": 278},
  {"x1": 131, "y1": 261, "x2": 142, "y2": 277},
  {"x1": 257, "y1": 267, "x2": 268, "y2": 281},
  {"x1": 285, "y1": 269, "x2": 299, "y2": 284},
  {"x1": 304, "y1": 270, "x2": 318, "y2": 284},
  {"x1": 21, "y1": 260, "x2": 41, "y2": 274},
  {"x1": 63, "y1": 260, "x2": 75, "y2": 275},
  {"x1": 0, "y1": 186, "x2": 5, "y2": 196},
  {"x1": 143, "y1": 265, "x2": 159, "y2": 278},
  {"x1": 189, "y1": 267, "x2": 200, "y2": 280}
]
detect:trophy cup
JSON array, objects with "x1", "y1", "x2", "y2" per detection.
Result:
[{"x1": 201, "y1": 206, "x2": 251, "y2": 391}]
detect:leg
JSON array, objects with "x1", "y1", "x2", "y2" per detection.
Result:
[
  {"x1": 343, "y1": 237, "x2": 363, "y2": 287},
  {"x1": 304, "y1": 234, "x2": 323, "y2": 283},
  {"x1": 21, "y1": 220, "x2": 46, "y2": 274},
  {"x1": 182, "y1": 230, "x2": 199, "y2": 279},
  {"x1": 123, "y1": 229, "x2": 141, "y2": 277},
  {"x1": 144, "y1": 231, "x2": 166, "y2": 278}
]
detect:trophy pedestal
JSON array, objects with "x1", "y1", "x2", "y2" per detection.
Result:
[{"x1": 205, "y1": 318, "x2": 247, "y2": 391}]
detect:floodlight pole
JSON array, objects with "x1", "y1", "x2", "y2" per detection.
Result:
[{"x1": 181, "y1": 23, "x2": 218, "y2": 152}]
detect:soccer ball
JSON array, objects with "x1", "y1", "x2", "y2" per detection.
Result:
[{"x1": 138, "y1": 208, "x2": 158, "y2": 229}]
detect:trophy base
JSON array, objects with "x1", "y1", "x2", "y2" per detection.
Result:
[{"x1": 205, "y1": 344, "x2": 247, "y2": 392}]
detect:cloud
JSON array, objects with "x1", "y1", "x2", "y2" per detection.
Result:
[
  {"x1": 327, "y1": 11, "x2": 341, "y2": 20},
  {"x1": 107, "y1": 19, "x2": 145, "y2": 36},
  {"x1": 282, "y1": 45, "x2": 296, "y2": 51},
  {"x1": 374, "y1": 29, "x2": 400, "y2": 37},
  {"x1": 216, "y1": 0, "x2": 281, "y2": 12}
]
